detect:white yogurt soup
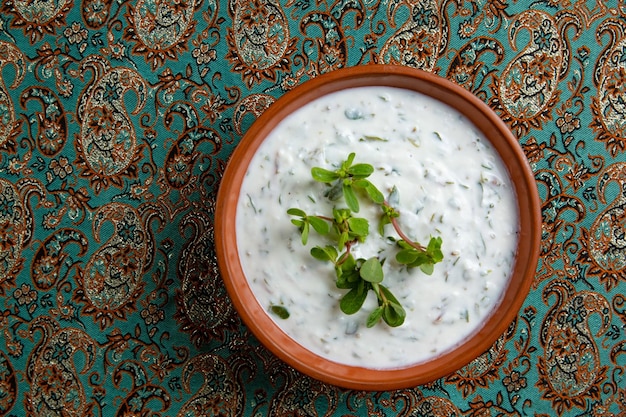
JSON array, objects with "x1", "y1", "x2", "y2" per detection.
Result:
[{"x1": 235, "y1": 86, "x2": 519, "y2": 369}]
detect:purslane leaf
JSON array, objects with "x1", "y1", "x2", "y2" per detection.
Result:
[
  {"x1": 310, "y1": 245, "x2": 338, "y2": 262},
  {"x1": 287, "y1": 208, "x2": 306, "y2": 217},
  {"x1": 336, "y1": 271, "x2": 358, "y2": 289},
  {"x1": 308, "y1": 216, "x2": 330, "y2": 235},
  {"x1": 341, "y1": 253, "x2": 357, "y2": 272},
  {"x1": 343, "y1": 183, "x2": 359, "y2": 212},
  {"x1": 310, "y1": 246, "x2": 329, "y2": 261},
  {"x1": 312, "y1": 167, "x2": 339, "y2": 183},
  {"x1": 345, "y1": 152, "x2": 356, "y2": 167},
  {"x1": 383, "y1": 302, "x2": 405, "y2": 327},
  {"x1": 427, "y1": 236, "x2": 444, "y2": 262},
  {"x1": 340, "y1": 283, "x2": 368, "y2": 315},
  {"x1": 338, "y1": 231, "x2": 350, "y2": 249},
  {"x1": 420, "y1": 263, "x2": 434, "y2": 275},
  {"x1": 396, "y1": 248, "x2": 419, "y2": 264},
  {"x1": 366, "y1": 306, "x2": 384, "y2": 328},
  {"x1": 379, "y1": 285, "x2": 400, "y2": 305},
  {"x1": 301, "y1": 221, "x2": 310, "y2": 245},
  {"x1": 347, "y1": 163, "x2": 374, "y2": 177},
  {"x1": 336, "y1": 254, "x2": 358, "y2": 286},
  {"x1": 347, "y1": 217, "x2": 369, "y2": 237},
  {"x1": 354, "y1": 179, "x2": 384, "y2": 204},
  {"x1": 360, "y1": 257, "x2": 383, "y2": 283},
  {"x1": 365, "y1": 183, "x2": 384, "y2": 204},
  {"x1": 378, "y1": 215, "x2": 391, "y2": 235}
]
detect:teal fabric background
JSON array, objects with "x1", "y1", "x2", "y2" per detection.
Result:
[{"x1": 0, "y1": 0, "x2": 624, "y2": 416}]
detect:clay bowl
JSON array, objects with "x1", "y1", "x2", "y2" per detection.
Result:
[{"x1": 215, "y1": 65, "x2": 541, "y2": 390}]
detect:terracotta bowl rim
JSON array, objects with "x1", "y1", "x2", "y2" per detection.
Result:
[{"x1": 215, "y1": 64, "x2": 541, "y2": 391}]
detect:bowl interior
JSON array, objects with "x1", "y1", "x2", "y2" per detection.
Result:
[{"x1": 215, "y1": 65, "x2": 541, "y2": 390}]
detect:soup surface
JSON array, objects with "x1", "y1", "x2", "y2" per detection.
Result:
[{"x1": 236, "y1": 86, "x2": 519, "y2": 369}]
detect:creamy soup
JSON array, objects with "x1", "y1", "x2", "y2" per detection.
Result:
[{"x1": 235, "y1": 86, "x2": 519, "y2": 369}]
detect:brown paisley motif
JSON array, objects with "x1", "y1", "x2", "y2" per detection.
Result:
[
  {"x1": 226, "y1": 0, "x2": 297, "y2": 86},
  {"x1": 499, "y1": 307, "x2": 536, "y2": 404},
  {"x1": 445, "y1": 319, "x2": 515, "y2": 397},
  {"x1": 123, "y1": 0, "x2": 198, "y2": 70},
  {"x1": 0, "y1": 350, "x2": 17, "y2": 415},
  {"x1": 268, "y1": 373, "x2": 338, "y2": 417},
  {"x1": 415, "y1": 396, "x2": 462, "y2": 416},
  {"x1": 24, "y1": 316, "x2": 97, "y2": 417},
  {"x1": 611, "y1": 294, "x2": 626, "y2": 363},
  {"x1": 31, "y1": 228, "x2": 88, "y2": 291},
  {"x1": 177, "y1": 353, "x2": 243, "y2": 417},
  {"x1": 162, "y1": 103, "x2": 223, "y2": 190},
  {"x1": 446, "y1": 36, "x2": 505, "y2": 94},
  {"x1": 448, "y1": 0, "x2": 510, "y2": 38},
  {"x1": 73, "y1": 55, "x2": 110, "y2": 122},
  {"x1": 536, "y1": 280, "x2": 611, "y2": 415},
  {"x1": 20, "y1": 86, "x2": 68, "y2": 157},
  {"x1": 157, "y1": 103, "x2": 224, "y2": 218},
  {"x1": 1, "y1": 0, "x2": 73, "y2": 43},
  {"x1": 489, "y1": 10, "x2": 580, "y2": 137},
  {"x1": 464, "y1": 394, "x2": 515, "y2": 416},
  {"x1": 299, "y1": 1, "x2": 365, "y2": 75},
  {"x1": 254, "y1": 342, "x2": 293, "y2": 386},
  {"x1": 0, "y1": 178, "x2": 48, "y2": 296},
  {"x1": 112, "y1": 361, "x2": 171, "y2": 416},
  {"x1": 233, "y1": 93, "x2": 275, "y2": 135},
  {"x1": 73, "y1": 203, "x2": 150, "y2": 329},
  {"x1": 534, "y1": 170, "x2": 585, "y2": 288},
  {"x1": 383, "y1": 390, "x2": 461, "y2": 416},
  {"x1": 378, "y1": 0, "x2": 443, "y2": 71},
  {"x1": 174, "y1": 211, "x2": 240, "y2": 347},
  {"x1": 74, "y1": 60, "x2": 147, "y2": 195},
  {"x1": 577, "y1": 162, "x2": 626, "y2": 291},
  {"x1": 0, "y1": 41, "x2": 25, "y2": 154},
  {"x1": 0, "y1": 180, "x2": 24, "y2": 295},
  {"x1": 590, "y1": 19, "x2": 626, "y2": 157}
]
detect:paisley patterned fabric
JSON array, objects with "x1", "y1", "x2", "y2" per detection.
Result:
[{"x1": 0, "y1": 1, "x2": 624, "y2": 416}]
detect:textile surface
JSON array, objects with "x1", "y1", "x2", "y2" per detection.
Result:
[{"x1": 0, "y1": 0, "x2": 624, "y2": 416}]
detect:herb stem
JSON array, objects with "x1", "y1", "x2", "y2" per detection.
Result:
[
  {"x1": 372, "y1": 282, "x2": 386, "y2": 304},
  {"x1": 384, "y1": 201, "x2": 426, "y2": 252},
  {"x1": 336, "y1": 242, "x2": 354, "y2": 265}
]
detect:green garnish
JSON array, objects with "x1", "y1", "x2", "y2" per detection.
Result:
[
  {"x1": 360, "y1": 135, "x2": 388, "y2": 142},
  {"x1": 270, "y1": 305, "x2": 290, "y2": 319},
  {"x1": 288, "y1": 153, "x2": 444, "y2": 328}
]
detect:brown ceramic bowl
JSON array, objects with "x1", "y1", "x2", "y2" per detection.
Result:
[{"x1": 215, "y1": 65, "x2": 541, "y2": 390}]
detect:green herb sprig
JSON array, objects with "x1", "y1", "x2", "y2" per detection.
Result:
[{"x1": 288, "y1": 152, "x2": 443, "y2": 328}]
